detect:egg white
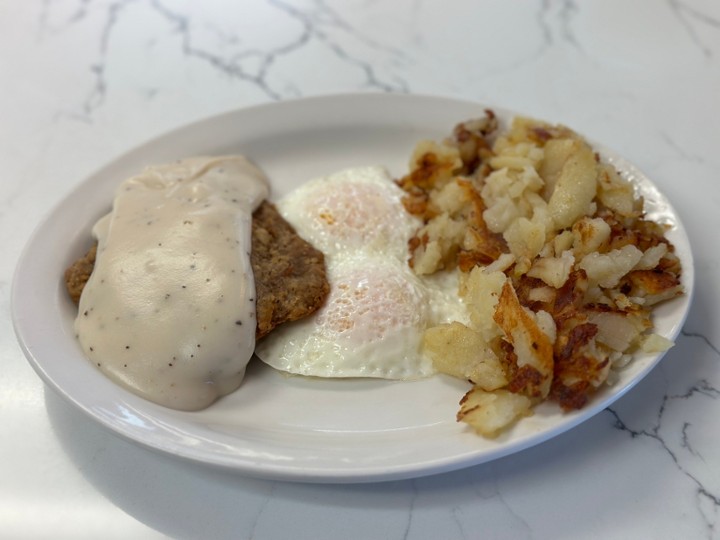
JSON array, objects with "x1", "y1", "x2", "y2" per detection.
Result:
[
  {"x1": 254, "y1": 166, "x2": 467, "y2": 379},
  {"x1": 275, "y1": 166, "x2": 418, "y2": 262}
]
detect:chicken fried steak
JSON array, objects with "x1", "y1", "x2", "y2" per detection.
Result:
[{"x1": 64, "y1": 200, "x2": 329, "y2": 339}]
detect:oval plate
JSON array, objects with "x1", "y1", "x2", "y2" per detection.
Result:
[{"x1": 12, "y1": 94, "x2": 694, "y2": 483}]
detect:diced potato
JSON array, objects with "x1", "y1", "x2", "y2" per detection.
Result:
[
  {"x1": 553, "y1": 230, "x2": 575, "y2": 255},
  {"x1": 527, "y1": 286, "x2": 556, "y2": 304},
  {"x1": 540, "y1": 138, "x2": 578, "y2": 198},
  {"x1": 431, "y1": 178, "x2": 472, "y2": 216},
  {"x1": 503, "y1": 217, "x2": 546, "y2": 261},
  {"x1": 411, "y1": 213, "x2": 466, "y2": 274},
  {"x1": 490, "y1": 154, "x2": 537, "y2": 171},
  {"x1": 610, "y1": 352, "x2": 633, "y2": 369},
  {"x1": 482, "y1": 195, "x2": 520, "y2": 234},
  {"x1": 411, "y1": 241, "x2": 442, "y2": 275},
  {"x1": 482, "y1": 168, "x2": 515, "y2": 204},
  {"x1": 513, "y1": 257, "x2": 533, "y2": 277},
  {"x1": 608, "y1": 290, "x2": 640, "y2": 309},
  {"x1": 457, "y1": 387, "x2": 533, "y2": 438},
  {"x1": 625, "y1": 269, "x2": 683, "y2": 306},
  {"x1": 533, "y1": 309, "x2": 557, "y2": 344},
  {"x1": 586, "y1": 310, "x2": 651, "y2": 352},
  {"x1": 527, "y1": 250, "x2": 575, "y2": 288},
  {"x1": 508, "y1": 166, "x2": 544, "y2": 198},
  {"x1": 525, "y1": 191, "x2": 550, "y2": 218},
  {"x1": 481, "y1": 166, "x2": 546, "y2": 236},
  {"x1": 460, "y1": 268, "x2": 507, "y2": 341},
  {"x1": 547, "y1": 140, "x2": 598, "y2": 230},
  {"x1": 491, "y1": 134, "x2": 545, "y2": 171},
  {"x1": 579, "y1": 244, "x2": 643, "y2": 288},
  {"x1": 422, "y1": 322, "x2": 508, "y2": 390},
  {"x1": 639, "y1": 333, "x2": 674, "y2": 353},
  {"x1": 493, "y1": 281, "x2": 554, "y2": 397},
  {"x1": 635, "y1": 243, "x2": 668, "y2": 270},
  {"x1": 597, "y1": 163, "x2": 637, "y2": 217},
  {"x1": 483, "y1": 253, "x2": 516, "y2": 274},
  {"x1": 572, "y1": 217, "x2": 611, "y2": 258},
  {"x1": 408, "y1": 140, "x2": 462, "y2": 189}
]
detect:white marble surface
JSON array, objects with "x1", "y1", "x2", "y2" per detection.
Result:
[{"x1": 1, "y1": 1, "x2": 719, "y2": 538}]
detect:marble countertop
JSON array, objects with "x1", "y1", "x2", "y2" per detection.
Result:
[{"x1": 2, "y1": 1, "x2": 719, "y2": 538}]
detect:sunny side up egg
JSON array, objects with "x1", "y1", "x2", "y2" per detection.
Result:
[{"x1": 254, "y1": 166, "x2": 468, "y2": 379}]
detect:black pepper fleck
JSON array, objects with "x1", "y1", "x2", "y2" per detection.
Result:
[{"x1": 235, "y1": 320, "x2": 243, "y2": 326}]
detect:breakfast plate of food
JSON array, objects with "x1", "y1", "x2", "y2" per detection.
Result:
[{"x1": 12, "y1": 94, "x2": 693, "y2": 482}]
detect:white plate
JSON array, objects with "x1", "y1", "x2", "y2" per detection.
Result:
[{"x1": 12, "y1": 94, "x2": 694, "y2": 483}]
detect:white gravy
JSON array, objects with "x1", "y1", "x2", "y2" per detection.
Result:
[{"x1": 75, "y1": 156, "x2": 269, "y2": 410}]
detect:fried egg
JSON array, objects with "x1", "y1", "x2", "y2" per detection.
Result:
[{"x1": 254, "y1": 166, "x2": 468, "y2": 379}]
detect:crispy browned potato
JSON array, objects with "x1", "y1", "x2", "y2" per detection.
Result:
[
  {"x1": 457, "y1": 387, "x2": 532, "y2": 438},
  {"x1": 422, "y1": 322, "x2": 507, "y2": 390},
  {"x1": 398, "y1": 113, "x2": 683, "y2": 437}
]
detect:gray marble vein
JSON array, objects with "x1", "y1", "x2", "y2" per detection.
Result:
[
  {"x1": 607, "y1": 353, "x2": 720, "y2": 538},
  {"x1": 682, "y1": 329, "x2": 720, "y2": 359},
  {"x1": 401, "y1": 480, "x2": 418, "y2": 540},
  {"x1": 668, "y1": 0, "x2": 720, "y2": 57},
  {"x1": 37, "y1": 0, "x2": 411, "y2": 121},
  {"x1": 557, "y1": 0, "x2": 582, "y2": 51}
]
